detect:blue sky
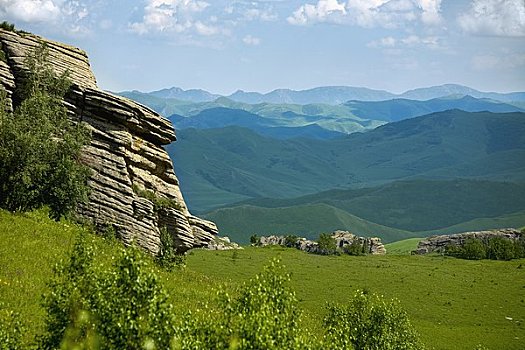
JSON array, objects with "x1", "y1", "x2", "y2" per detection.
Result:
[{"x1": 1, "y1": 0, "x2": 524, "y2": 95}]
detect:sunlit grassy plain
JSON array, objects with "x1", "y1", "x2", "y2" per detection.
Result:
[{"x1": 1, "y1": 209, "x2": 524, "y2": 349}]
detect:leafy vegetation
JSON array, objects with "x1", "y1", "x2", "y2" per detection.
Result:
[
  {"x1": 132, "y1": 184, "x2": 183, "y2": 211},
  {"x1": 1, "y1": 210, "x2": 524, "y2": 349},
  {"x1": 317, "y1": 233, "x2": 338, "y2": 255},
  {"x1": 324, "y1": 290, "x2": 424, "y2": 350},
  {"x1": 446, "y1": 237, "x2": 525, "y2": 261},
  {"x1": 0, "y1": 43, "x2": 91, "y2": 220}
]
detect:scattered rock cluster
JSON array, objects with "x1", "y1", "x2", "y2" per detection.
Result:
[
  {"x1": 413, "y1": 228, "x2": 522, "y2": 255},
  {"x1": 257, "y1": 230, "x2": 387, "y2": 255},
  {"x1": 206, "y1": 236, "x2": 243, "y2": 251},
  {"x1": 0, "y1": 29, "x2": 218, "y2": 254}
]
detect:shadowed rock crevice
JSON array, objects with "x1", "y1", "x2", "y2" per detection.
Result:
[{"x1": 0, "y1": 28, "x2": 218, "y2": 254}]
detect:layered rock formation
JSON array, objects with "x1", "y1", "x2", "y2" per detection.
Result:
[
  {"x1": 0, "y1": 28, "x2": 218, "y2": 254},
  {"x1": 257, "y1": 231, "x2": 386, "y2": 255},
  {"x1": 413, "y1": 228, "x2": 522, "y2": 255}
]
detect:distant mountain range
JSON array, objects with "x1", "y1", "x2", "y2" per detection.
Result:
[
  {"x1": 118, "y1": 85, "x2": 525, "y2": 244},
  {"x1": 122, "y1": 83, "x2": 525, "y2": 105},
  {"x1": 167, "y1": 110, "x2": 525, "y2": 210},
  {"x1": 165, "y1": 110, "x2": 525, "y2": 242},
  {"x1": 117, "y1": 91, "x2": 524, "y2": 139}
]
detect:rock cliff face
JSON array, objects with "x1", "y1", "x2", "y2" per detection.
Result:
[
  {"x1": 413, "y1": 228, "x2": 522, "y2": 255},
  {"x1": 0, "y1": 29, "x2": 218, "y2": 254},
  {"x1": 257, "y1": 231, "x2": 386, "y2": 255}
]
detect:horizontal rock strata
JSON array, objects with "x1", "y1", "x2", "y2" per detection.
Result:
[
  {"x1": 413, "y1": 228, "x2": 522, "y2": 255},
  {"x1": 0, "y1": 28, "x2": 218, "y2": 254}
]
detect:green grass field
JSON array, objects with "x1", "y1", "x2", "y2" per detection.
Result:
[
  {"x1": 385, "y1": 238, "x2": 423, "y2": 254},
  {"x1": 1, "y1": 210, "x2": 524, "y2": 349}
]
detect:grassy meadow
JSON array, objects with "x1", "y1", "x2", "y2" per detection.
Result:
[{"x1": 1, "y1": 210, "x2": 524, "y2": 349}]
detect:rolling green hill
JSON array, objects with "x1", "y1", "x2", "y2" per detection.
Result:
[
  {"x1": 205, "y1": 179, "x2": 525, "y2": 244},
  {"x1": 3, "y1": 210, "x2": 524, "y2": 350},
  {"x1": 168, "y1": 110, "x2": 525, "y2": 213}
]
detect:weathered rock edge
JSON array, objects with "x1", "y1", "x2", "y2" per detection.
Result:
[
  {"x1": 0, "y1": 29, "x2": 218, "y2": 254},
  {"x1": 412, "y1": 228, "x2": 522, "y2": 255},
  {"x1": 257, "y1": 231, "x2": 387, "y2": 255}
]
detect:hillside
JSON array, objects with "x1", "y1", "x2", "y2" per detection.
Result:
[
  {"x1": 205, "y1": 179, "x2": 525, "y2": 243},
  {"x1": 345, "y1": 95, "x2": 524, "y2": 122},
  {"x1": 168, "y1": 110, "x2": 525, "y2": 213},
  {"x1": 2, "y1": 210, "x2": 524, "y2": 350}
]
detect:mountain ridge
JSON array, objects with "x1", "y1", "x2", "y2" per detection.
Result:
[{"x1": 126, "y1": 83, "x2": 525, "y2": 105}]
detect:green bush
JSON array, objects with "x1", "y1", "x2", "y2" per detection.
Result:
[
  {"x1": 445, "y1": 236, "x2": 525, "y2": 261},
  {"x1": 178, "y1": 259, "x2": 313, "y2": 349},
  {"x1": 284, "y1": 234, "x2": 299, "y2": 247},
  {"x1": 157, "y1": 227, "x2": 185, "y2": 270},
  {"x1": 0, "y1": 306, "x2": 24, "y2": 350},
  {"x1": 39, "y1": 234, "x2": 176, "y2": 349},
  {"x1": 343, "y1": 239, "x2": 368, "y2": 256},
  {"x1": 323, "y1": 290, "x2": 424, "y2": 350},
  {"x1": 0, "y1": 43, "x2": 91, "y2": 220},
  {"x1": 249, "y1": 234, "x2": 260, "y2": 245},
  {"x1": 0, "y1": 21, "x2": 15, "y2": 32},
  {"x1": 318, "y1": 233, "x2": 338, "y2": 255},
  {"x1": 461, "y1": 239, "x2": 487, "y2": 260},
  {"x1": 486, "y1": 237, "x2": 516, "y2": 261}
]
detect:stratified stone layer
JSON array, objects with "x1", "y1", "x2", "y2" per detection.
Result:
[{"x1": 0, "y1": 29, "x2": 218, "y2": 254}]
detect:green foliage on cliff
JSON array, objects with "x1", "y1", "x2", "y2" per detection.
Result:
[
  {"x1": 0, "y1": 43, "x2": 91, "y2": 220},
  {"x1": 317, "y1": 233, "x2": 338, "y2": 255}
]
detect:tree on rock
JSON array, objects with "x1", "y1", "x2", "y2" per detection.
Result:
[{"x1": 0, "y1": 43, "x2": 91, "y2": 219}]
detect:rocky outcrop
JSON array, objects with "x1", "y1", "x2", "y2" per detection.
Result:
[
  {"x1": 413, "y1": 228, "x2": 522, "y2": 255},
  {"x1": 0, "y1": 29, "x2": 218, "y2": 254},
  {"x1": 257, "y1": 231, "x2": 386, "y2": 255}
]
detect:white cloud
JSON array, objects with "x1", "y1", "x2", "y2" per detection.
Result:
[
  {"x1": 243, "y1": 34, "x2": 261, "y2": 45},
  {"x1": 288, "y1": 0, "x2": 442, "y2": 28},
  {"x1": 472, "y1": 52, "x2": 525, "y2": 70},
  {"x1": 368, "y1": 34, "x2": 441, "y2": 49},
  {"x1": 287, "y1": 0, "x2": 346, "y2": 25},
  {"x1": 458, "y1": 0, "x2": 525, "y2": 37},
  {"x1": 129, "y1": 0, "x2": 211, "y2": 35},
  {"x1": 0, "y1": 0, "x2": 61, "y2": 23},
  {"x1": 0, "y1": 0, "x2": 91, "y2": 36}
]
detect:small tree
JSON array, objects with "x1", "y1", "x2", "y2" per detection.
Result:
[
  {"x1": 39, "y1": 234, "x2": 176, "y2": 350},
  {"x1": 323, "y1": 290, "x2": 424, "y2": 350},
  {"x1": 318, "y1": 233, "x2": 337, "y2": 255},
  {"x1": 486, "y1": 237, "x2": 515, "y2": 261},
  {"x1": 0, "y1": 43, "x2": 91, "y2": 220}
]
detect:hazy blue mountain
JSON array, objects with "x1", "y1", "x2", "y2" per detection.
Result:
[
  {"x1": 167, "y1": 110, "x2": 525, "y2": 213},
  {"x1": 345, "y1": 95, "x2": 524, "y2": 122},
  {"x1": 148, "y1": 87, "x2": 220, "y2": 102},
  {"x1": 170, "y1": 107, "x2": 361, "y2": 139},
  {"x1": 399, "y1": 84, "x2": 525, "y2": 102},
  {"x1": 227, "y1": 86, "x2": 395, "y2": 104}
]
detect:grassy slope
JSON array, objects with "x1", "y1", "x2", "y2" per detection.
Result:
[
  {"x1": 204, "y1": 203, "x2": 416, "y2": 244},
  {"x1": 2, "y1": 210, "x2": 524, "y2": 349},
  {"x1": 384, "y1": 238, "x2": 423, "y2": 255}
]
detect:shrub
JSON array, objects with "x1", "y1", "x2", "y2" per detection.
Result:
[
  {"x1": 0, "y1": 306, "x2": 24, "y2": 350},
  {"x1": 249, "y1": 234, "x2": 260, "y2": 245},
  {"x1": 0, "y1": 43, "x2": 91, "y2": 220},
  {"x1": 486, "y1": 237, "x2": 516, "y2": 261},
  {"x1": 323, "y1": 290, "x2": 424, "y2": 350},
  {"x1": 39, "y1": 234, "x2": 176, "y2": 349},
  {"x1": 344, "y1": 238, "x2": 367, "y2": 256},
  {"x1": 157, "y1": 227, "x2": 185, "y2": 270},
  {"x1": 461, "y1": 239, "x2": 487, "y2": 260},
  {"x1": 284, "y1": 234, "x2": 299, "y2": 247},
  {"x1": 178, "y1": 259, "x2": 313, "y2": 349},
  {"x1": 0, "y1": 21, "x2": 15, "y2": 32},
  {"x1": 318, "y1": 233, "x2": 338, "y2": 255}
]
